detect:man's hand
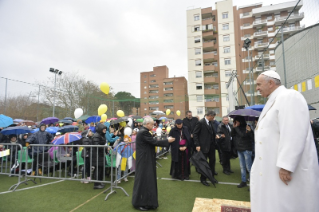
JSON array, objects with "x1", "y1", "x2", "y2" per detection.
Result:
[
  {"x1": 168, "y1": 137, "x2": 175, "y2": 143},
  {"x1": 216, "y1": 135, "x2": 220, "y2": 139},
  {"x1": 191, "y1": 134, "x2": 193, "y2": 138},
  {"x1": 279, "y1": 168, "x2": 292, "y2": 185},
  {"x1": 221, "y1": 134, "x2": 225, "y2": 138},
  {"x1": 179, "y1": 147, "x2": 186, "y2": 151},
  {"x1": 246, "y1": 125, "x2": 251, "y2": 132},
  {"x1": 196, "y1": 146, "x2": 200, "y2": 152}
]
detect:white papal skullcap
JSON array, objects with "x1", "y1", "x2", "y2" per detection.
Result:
[{"x1": 261, "y1": 70, "x2": 281, "y2": 81}]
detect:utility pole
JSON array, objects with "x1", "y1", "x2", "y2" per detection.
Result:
[
  {"x1": 49, "y1": 68, "x2": 62, "y2": 117},
  {"x1": 4, "y1": 78, "x2": 7, "y2": 114},
  {"x1": 37, "y1": 85, "x2": 40, "y2": 121},
  {"x1": 243, "y1": 38, "x2": 252, "y2": 105},
  {"x1": 281, "y1": 28, "x2": 287, "y2": 87}
]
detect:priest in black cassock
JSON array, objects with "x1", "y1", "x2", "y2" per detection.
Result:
[{"x1": 132, "y1": 117, "x2": 175, "y2": 211}]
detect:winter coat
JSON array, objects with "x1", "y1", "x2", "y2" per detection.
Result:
[
  {"x1": 26, "y1": 129, "x2": 53, "y2": 153},
  {"x1": 91, "y1": 124, "x2": 107, "y2": 167},
  {"x1": 231, "y1": 126, "x2": 253, "y2": 152},
  {"x1": 182, "y1": 117, "x2": 198, "y2": 134},
  {"x1": 193, "y1": 118, "x2": 217, "y2": 154},
  {"x1": 168, "y1": 126, "x2": 191, "y2": 162},
  {"x1": 217, "y1": 123, "x2": 233, "y2": 152},
  {"x1": 81, "y1": 136, "x2": 92, "y2": 158}
]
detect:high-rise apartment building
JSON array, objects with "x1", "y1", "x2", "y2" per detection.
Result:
[
  {"x1": 140, "y1": 65, "x2": 188, "y2": 120},
  {"x1": 187, "y1": 0, "x2": 304, "y2": 116}
]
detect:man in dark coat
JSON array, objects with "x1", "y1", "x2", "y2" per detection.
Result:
[
  {"x1": 182, "y1": 110, "x2": 198, "y2": 156},
  {"x1": 193, "y1": 110, "x2": 218, "y2": 186},
  {"x1": 132, "y1": 117, "x2": 175, "y2": 211},
  {"x1": 91, "y1": 123, "x2": 108, "y2": 189},
  {"x1": 217, "y1": 116, "x2": 233, "y2": 175}
]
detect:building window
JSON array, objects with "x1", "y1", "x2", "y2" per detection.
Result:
[
  {"x1": 194, "y1": 14, "x2": 200, "y2": 21},
  {"x1": 243, "y1": 23, "x2": 250, "y2": 27},
  {"x1": 202, "y1": 24, "x2": 213, "y2": 31},
  {"x1": 225, "y1": 70, "x2": 232, "y2": 77},
  {"x1": 268, "y1": 26, "x2": 273, "y2": 31},
  {"x1": 150, "y1": 107, "x2": 159, "y2": 111},
  {"x1": 195, "y1": 59, "x2": 201, "y2": 66},
  {"x1": 267, "y1": 15, "x2": 272, "y2": 20},
  {"x1": 195, "y1": 48, "x2": 201, "y2": 55},
  {"x1": 269, "y1": 50, "x2": 274, "y2": 54},
  {"x1": 275, "y1": 14, "x2": 280, "y2": 19},
  {"x1": 197, "y1": 107, "x2": 203, "y2": 115},
  {"x1": 164, "y1": 105, "x2": 174, "y2": 109},
  {"x1": 149, "y1": 84, "x2": 159, "y2": 88},
  {"x1": 164, "y1": 81, "x2": 173, "y2": 85},
  {"x1": 223, "y1": 35, "x2": 230, "y2": 42},
  {"x1": 144, "y1": 81, "x2": 147, "y2": 83},
  {"x1": 144, "y1": 91, "x2": 147, "y2": 94},
  {"x1": 144, "y1": 75, "x2": 147, "y2": 78},
  {"x1": 222, "y1": 24, "x2": 229, "y2": 30},
  {"x1": 164, "y1": 87, "x2": 173, "y2": 91},
  {"x1": 149, "y1": 90, "x2": 158, "y2": 93},
  {"x1": 150, "y1": 74, "x2": 156, "y2": 77},
  {"x1": 144, "y1": 108, "x2": 147, "y2": 110},
  {"x1": 196, "y1": 83, "x2": 203, "y2": 90},
  {"x1": 222, "y1": 12, "x2": 228, "y2": 19},
  {"x1": 270, "y1": 61, "x2": 276, "y2": 66},
  {"x1": 225, "y1": 58, "x2": 231, "y2": 65},
  {"x1": 243, "y1": 12, "x2": 250, "y2": 16},
  {"x1": 194, "y1": 25, "x2": 200, "y2": 32},
  {"x1": 164, "y1": 99, "x2": 173, "y2": 103},
  {"x1": 144, "y1": 86, "x2": 147, "y2": 89},
  {"x1": 224, "y1": 47, "x2": 230, "y2": 53},
  {"x1": 196, "y1": 71, "x2": 202, "y2": 78},
  {"x1": 244, "y1": 34, "x2": 251, "y2": 38},
  {"x1": 164, "y1": 93, "x2": 173, "y2": 97},
  {"x1": 149, "y1": 95, "x2": 159, "y2": 99},
  {"x1": 213, "y1": 62, "x2": 218, "y2": 67},
  {"x1": 196, "y1": 95, "x2": 203, "y2": 102},
  {"x1": 149, "y1": 101, "x2": 159, "y2": 104},
  {"x1": 194, "y1": 36, "x2": 201, "y2": 43},
  {"x1": 150, "y1": 80, "x2": 156, "y2": 83}
]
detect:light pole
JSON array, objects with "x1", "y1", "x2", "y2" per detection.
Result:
[
  {"x1": 243, "y1": 38, "x2": 252, "y2": 105},
  {"x1": 49, "y1": 68, "x2": 62, "y2": 117}
]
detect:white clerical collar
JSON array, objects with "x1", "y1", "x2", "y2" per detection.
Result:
[{"x1": 267, "y1": 85, "x2": 285, "y2": 100}]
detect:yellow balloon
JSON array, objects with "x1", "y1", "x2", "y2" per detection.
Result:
[
  {"x1": 166, "y1": 109, "x2": 171, "y2": 116},
  {"x1": 98, "y1": 104, "x2": 108, "y2": 116},
  {"x1": 101, "y1": 114, "x2": 107, "y2": 122},
  {"x1": 119, "y1": 121, "x2": 126, "y2": 127},
  {"x1": 166, "y1": 127, "x2": 171, "y2": 133},
  {"x1": 176, "y1": 110, "x2": 181, "y2": 116},
  {"x1": 100, "y1": 82, "x2": 110, "y2": 95},
  {"x1": 117, "y1": 110, "x2": 125, "y2": 117}
]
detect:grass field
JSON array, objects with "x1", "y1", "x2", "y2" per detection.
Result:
[{"x1": 0, "y1": 153, "x2": 250, "y2": 212}]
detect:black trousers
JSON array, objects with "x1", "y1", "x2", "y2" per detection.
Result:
[
  {"x1": 93, "y1": 165, "x2": 103, "y2": 185},
  {"x1": 221, "y1": 150, "x2": 231, "y2": 172},
  {"x1": 200, "y1": 144, "x2": 216, "y2": 181}
]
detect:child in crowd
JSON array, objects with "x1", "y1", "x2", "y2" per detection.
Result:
[{"x1": 115, "y1": 136, "x2": 132, "y2": 183}]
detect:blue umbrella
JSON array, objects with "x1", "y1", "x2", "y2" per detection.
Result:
[
  {"x1": 85, "y1": 116, "x2": 101, "y2": 124},
  {"x1": 89, "y1": 126, "x2": 96, "y2": 133},
  {"x1": 57, "y1": 125, "x2": 78, "y2": 133},
  {"x1": 0, "y1": 114, "x2": 14, "y2": 128},
  {"x1": 41, "y1": 117, "x2": 59, "y2": 125},
  {"x1": 58, "y1": 119, "x2": 73, "y2": 124},
  {"x1": 245, "y1": 104, "x2": 265, "y2": 112},
  {"x1": 51, "y1": 132, "x2": 82, "y2": 145},
  {"x1": 158, "y1": 117, "x2": 168, "y2": 121},
  {"x1": 31, "y1": 127, "x2": 59, "y2": 134},
  {"x1": 1, "y1": 126, "x2": 32, "y2": 135}
]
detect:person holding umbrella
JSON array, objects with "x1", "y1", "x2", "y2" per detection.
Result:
[{"x1": 26, "y1": 123, "x2": 54, "y2": 175}]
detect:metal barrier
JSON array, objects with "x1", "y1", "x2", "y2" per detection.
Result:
[
  {"x1": 0, "y1": 143, "x2": 36, "y2": 191},
  {"x1": 155, "y1": 135, "x2": 170, "y2": 168}
]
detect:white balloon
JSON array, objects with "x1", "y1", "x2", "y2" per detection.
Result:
[
  {"x1": 124, "y1": 127, "x2": 132, "y2": 136},
  {"x1": 156, "y1": 127, "x2": 162, "y2": 136},
  {"x1": 127, "y1": 118, "x2": 133, "y2": 127},
  {"x1": 74, "y1": 108, "x2": 83, "y2": 119}
]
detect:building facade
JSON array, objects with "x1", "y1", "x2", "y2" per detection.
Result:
[
  {"x1": 187, "y1": 0, "x2": 304, "y2": 116},
  {"x1": 140, "y1": 65, "x2": 188, "y2": 120}
]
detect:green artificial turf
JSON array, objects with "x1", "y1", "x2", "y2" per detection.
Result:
[{"x1": 0, "y1": 152, "x2": 250, "y2": 212}]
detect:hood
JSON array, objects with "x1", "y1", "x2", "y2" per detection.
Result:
[
  {"x1": 96, "y1": 123, "x2": 107, "y2": 135},
  {"x1": 40, "y1": 123, "x2": 46, "y2": 132}
]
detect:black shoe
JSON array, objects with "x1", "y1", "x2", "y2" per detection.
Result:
[
  {"x1": 135, "y1": 206, "x2": 149, "y2": 211},
  {"x1": 201, "y1": 180, "x2": 210, "y2": 186},
  {"x1": 185, "y1": 177, "x2": 189, "y2": 180},
  {"x1": 228, "y1": 170, "x2": 234, "y2": 173},
  {"x1": 214, "y1": 172, "x2": 218, "y2": 176},
  {"x1": 93, "y1": 184, "x2": 105, "y2": 189},
  {"x1": 212, "y1": 178, "x2": 218, "y2": 184},
  {"x1": 237, "y1": 181, "x2": 247, "y2": 188},
  {"x1": 223, "y1": 171, "x2": 230, "y2": 175}
]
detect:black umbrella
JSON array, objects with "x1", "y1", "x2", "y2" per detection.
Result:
[
  {"x1": 131, "y1": 115, "x2": 142, "y2": 119},
  {"x1": 110, "y1": 117, "x2": 129, "y2": 125},
  {"x1": 190, "y1": 151, "x2": 216, "y2": 187},
  {"x1": 59, "y1": 119, "x2": 73, "y2": 124},
  {"x1": 308, "y1": 104, "x2": 316, "y2": 110}
]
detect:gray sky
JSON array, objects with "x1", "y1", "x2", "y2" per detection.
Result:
[{"x1": 0, "y1": 0, "x2": 315, "y2": 98}]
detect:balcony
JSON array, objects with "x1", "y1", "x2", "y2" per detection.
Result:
[
  {"x1": 203, "y1": 52, "x2": 216, "y2": 60},
  {"x1": 203, "y1": 64, "x2": 216, "y2": 72},
  {"x1": 204, "y1": 88, "x2": 219, "y2": 95},
  {"x1": 255, "y1": 54, "x2": 269, "y2": 60},
  {"x1": 275, "y1": 12, "x2": 304, "y2": 24},
  {"x1": 255, "y1": 66, "x2": 270, "y2": 72},
  {"x1": 205, "y1": 101, "x2": 220, "y2": 107},
  {"x1": 276, "y1": 25, "x2": 305, "y2": 35},
  {"x1": 204, "y1": 75, "x2": 219, "y2": 83},
  {"x1": 203, "y1": 40, "x2": 216, "y2": 48},
  {"x1": 254, "y1": 42, "x2": 269, "y2": 50},
  {"x1": 253, "y1": 31, "x2": 268, "y2": 38},
  {"x1": 253, "y1": 19, "x2": 267, "y2": 27}
]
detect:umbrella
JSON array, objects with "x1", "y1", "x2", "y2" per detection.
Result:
[
  {"x1": 51, "y1": 132, "x2": 82, "y2": 145},
  {"x1": 13, "y1": 119, "x2": 24, "y2": 123},
  {"x1": 0, "y1": 126, "x2": 33, "y2": 135},
  {"x1": 190, "y1": 151, "x2": 216, "y2": 187},
  {"x1": 89, "y1": 126, "x2": 96, "y2": 133},
  {"x1": 110, "y1": 118, "x2": 117, "y2": 120},
  {"x1": 151, "y1": 111, "x2": 165, "y2": 115},
  {"x1": 41, "y1": 117, "x2": 59, "y2": 125},
  {"x1": 19, "y1": 120, "x2": 36, "y2": 126},
  {"x1": 131, "y1": 115, "x2": 142, "y2": 119},
  {"x1": 228, "y1": 109, "x2": 261, "y2": 121},
  {"x1": 78, "y1": 115, "x2": 90, "y2": 121},
  {"x1": 31, "y1": 127, "x2": 59, "y2": 134},
  {"x1": 308, "y1": 104, "x2": 316, "y2": 110},
  {"x1": 85, "y1": 116, "x2": 101, "y2": 124},
  {"x1": 110, "y1": 117, "x2": 129, "y2": 125},
  {"x1": 59, "y1": 119, "x2": 73, "y2": 124},
  {"x1": 136, "y1": 119, "x2": 144, "y2": 123},
  {"x1": 57, "y1": 125, "x2": 79, "y2": 133},
  {"x1": 0, "y1": 114, "x2": 14, "y2": 128},
  {"x1": 245, "y1": 104, "x2": 265, "y2": 112},
  {"x1": 158, "y1": 117, "x2": 168, "y2": 121},
  {"x1": 63, "y1": 117, "x2": 74, "y2": 121}
]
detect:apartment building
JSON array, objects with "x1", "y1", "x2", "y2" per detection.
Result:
[
  {"x1": 187, "y1": 0, "x2": 304, "y2": 115},
  {"x1": 140, "y1": 65, "x2": 188, "y2": 120}
]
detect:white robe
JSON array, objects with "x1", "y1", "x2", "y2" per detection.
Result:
[{"x1": 251, "y1": 86, "x2": 319, "y2": 212}]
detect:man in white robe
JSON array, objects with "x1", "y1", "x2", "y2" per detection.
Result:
[{"x1": 251, "y1": 70, "x2": 319, "y2": 212}]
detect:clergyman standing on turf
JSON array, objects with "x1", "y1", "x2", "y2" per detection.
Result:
[
  {"x1": 132, "y1": 117, "x2": 175, "y2": 211},
  {"x1": 251, "y1": 70, "x2": 319, "y2": 211}
]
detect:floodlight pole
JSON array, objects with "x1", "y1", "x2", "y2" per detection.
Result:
[
  {"x1": 53, "y1": 73, "x2": 57, "y2": 117},
  {"x1": 4, "y1": 78, "x2": 7, "y2": 114},
  {"x1": 281, "y1": 29, "x2": 287, "y2": 87},
  {"x1": 37, "y1": 85, "x2": 40, "y2": 121}
]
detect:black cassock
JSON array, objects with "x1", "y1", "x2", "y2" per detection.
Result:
[{"x1": 132, "y1": 127, "x2": 169, "y2": 208}]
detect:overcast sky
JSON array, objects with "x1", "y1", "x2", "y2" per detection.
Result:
[{"x1": 0, "y1": 0, "x2": 315, "y2": 99}]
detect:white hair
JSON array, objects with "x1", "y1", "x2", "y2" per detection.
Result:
[{"x1": 143, "y1": 117, "x2": 154, "y2": 125}]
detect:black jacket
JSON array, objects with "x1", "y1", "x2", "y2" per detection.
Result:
[
  {"x1": 182, "y1": 117, "x2": 198, "y2": 134},
  {"x1": 169, "y1": 126, "x2": 191, "y2": 162},
  {"x1": 193, "y1": 118, "x2": 216, "y2": 153},
  {"x1": 81, "y1": 136, "x2": 92, "y2": 158},
  {"x1": 231, "y1": 126, "x2": 253, "y2": 152},
  {"x1": 217, "y1": 123, "x2": 233, "y2": 152},
  {"x1": 91, "y1": 124, "x2": 107, "y2": 166}
]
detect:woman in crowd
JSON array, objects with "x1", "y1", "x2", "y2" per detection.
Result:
[
  {"x1": 168, "y1": 119, "x2": 191, "y2": 180},
  {"x1": 231, "y1": 116, "x2": 254, "y2": 189},
  {"x1": 104, "y1": 122, "x2": 119, "y2": 146},
  {"x1": 81, "y1": 129, "x2": 93, "y2": 183}
]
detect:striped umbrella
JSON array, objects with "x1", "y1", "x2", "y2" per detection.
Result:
[{"x1": 51, "y1": 132, "x2": 82, "y2": 145}]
